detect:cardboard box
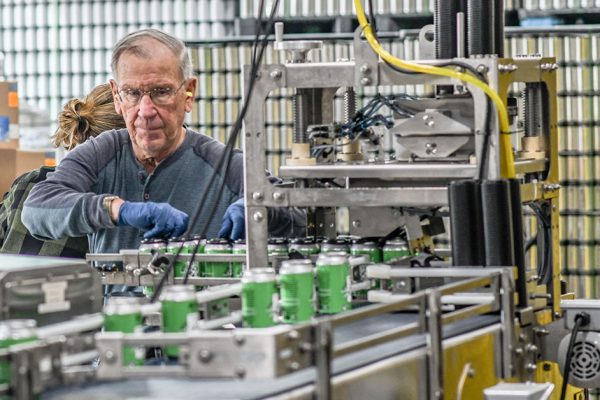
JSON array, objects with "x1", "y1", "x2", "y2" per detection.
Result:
[
  {"x1": 0, "y1": 148, "x2": 52, "y2": 197},
  {"x1": 0, "y1": 82, "x2": 19, "y2": 125}
]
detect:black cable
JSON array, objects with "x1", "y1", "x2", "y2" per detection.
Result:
[
  {"x1": 150, "y1": 0, "x2": 279, "y2": 302},
  {"x1": 179, "y1": 0, "x2": 280, "y2": 284},
  {"x1": 525, "y1": 234, "x2": 537, "y2": 252},
  {"x1": 530, "y1": 203, "x2": 551, "y2": 285},
  {"x1": 560, "y1": 313, "x2": 590, "y2": 400}
]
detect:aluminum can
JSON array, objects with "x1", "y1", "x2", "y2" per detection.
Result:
[
  {"x1": 204, "y1": 238, "x2": 232, "y2": 277},
  {"x1": 241, "y1": 268, "x2": 277, "y2": 328},
  {"x1": 166, "y1": 237, "x2": 188, "y2": 278},
  {"x1": 0, "y1": 320, "x2": 36, "y2": 385},
  {"x1": 351, "y1": 238, "x2": 383, "y2": 263},
  {"x1": 280, "y1": 259, "x2": 315, "y2": 323},
  {"x1": 139, "y1": 238, "x2": 167, "y2": 297},
  {"x1": 289, "y1": 237, "x2": 320, "y2": 257},
  {"x1": 160, "y1": 285, "x2": 198, "y2": 357},
  {"x1": 268, "y1": 237, "x2": 288, "y2": 256},
  {"x1": 139, "y1": 238, "x2": 167, "y2": 253},
  {"x1": 320, "y1": 238, "x2": 350, "y2": 254},
  {"x1": 382, "y1": 239, "x2": 411, "y2": 262},
  {"x1": 231, "y1": 239, "x2": 246, "y2": 278},
  {"x1": 316, "y1": 254, "x2": 351, "y2": 314},
  {"x1": 103, "y1": 297, "x2": 144, "y2": 366}
]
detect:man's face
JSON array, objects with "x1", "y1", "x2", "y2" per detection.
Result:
[{"x1": 110, "y1": 41, "x2": 196, "y2": 160}]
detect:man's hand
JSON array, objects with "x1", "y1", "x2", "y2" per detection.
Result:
[
  {"x1": 218, "y1": 198, "x2": 245, "y2": 240},
  {"x1": 117, "y1": 201, "x2": 189, "y2": 239}
]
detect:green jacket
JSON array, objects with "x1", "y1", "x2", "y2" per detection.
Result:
[{"x1": 0, "y1": 167, "x2": 88, "y2": 257}]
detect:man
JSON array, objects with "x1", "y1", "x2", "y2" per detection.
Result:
[{"x1": 22, "y1": 29, "x2": 304, "y2": 254}]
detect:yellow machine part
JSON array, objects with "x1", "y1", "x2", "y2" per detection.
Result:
[
  {"x1": 444, "y1": 332, "x2": 498, "y2": 400},
  {"x1": 536, "y1": 361, "x2": 585, "y2": 400}
]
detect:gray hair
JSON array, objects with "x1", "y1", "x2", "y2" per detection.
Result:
[{"x1": 111, "y1": 28, "x2": 193, "y2": 81}]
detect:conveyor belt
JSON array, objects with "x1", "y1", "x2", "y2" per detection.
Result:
[{"x1": 43, "y1": 312, "x2": 499, "y2": 399}]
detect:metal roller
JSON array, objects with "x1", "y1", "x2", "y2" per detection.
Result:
[
  {"x1": 481, "y1": 180, "x2": 515, "y2": 268},
  {"x1": 448, "y1": 180, "x2": 486, "y2": 266}
]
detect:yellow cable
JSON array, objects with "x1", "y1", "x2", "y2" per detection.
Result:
[{"x1": 353, "y1": 0, "x2": 516, "y2": 179}]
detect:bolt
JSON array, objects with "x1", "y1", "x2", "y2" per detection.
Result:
[
  {"x1": 360, "y1": 64, "x2": 371, "y2": 74},
  {"x1": 273, "y1": 192, "x2": 285, "y2": 202},
  {"x1": 235, "y1": 367, "x2": 246, "y2": 378},
  {"x1": 198, "y1": 349, "x2": 213, "y2": 363},
  {"x1": 253, "y1": 211, "x2": 265, "y2": 222},
  {"x1": 288, "y1": 330, "x2": 300, "y2": 340},
  {"x1": 299, "y1": 342, "x2": 313, "y2": 353},
  {"x1": 360, "y1": 77, "x2": 371, "y2": 86},
  {"x1": 252, "y1": 192, "x2": 264, "y2": 201},
  {"x1": 352, "y1": 220, "x2": 361, "y2": 228},
  {"x1": 426, "y1": 120, "x2": 435, "y2": 127},
  {"x1": 235, "y1": 336, "x2": 245, "y2": 346},
  {"x1": 526, "y1": 344, "x2": 538, "y2": 354},
  {"x1": 422, "y1": 114, "x2": 430, "y2": 121},
  {"x1": 476, "y1": 64, "x2": 489, "y2": 74},
  {"x1": 525, "y1": 363, "x2": 537, "y2": 373},
  {"x1": 270, "y1": 69, "x2": 282, "y2": 80},
  {"x1": 104, "y1": 350, "x2": 116, "y2": 364},
  {"x1": 514, "y1": 347, "x2": 524, "y2": 356},
  {"x1": 287, "y1": 361, "x2": 300, "y2": 371}
]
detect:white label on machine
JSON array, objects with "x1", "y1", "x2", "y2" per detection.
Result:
[{"x1": 38, "y1": 281, "x2": 71, "y2": 314}]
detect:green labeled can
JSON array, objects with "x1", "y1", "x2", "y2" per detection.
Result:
[
  {"x1": 280, "y1": 259, "x2": 315, "y2": 324},
  {"x1": 316, "y1": 254, "x2": 351, "y2": 314},
  {"x1": 350, "y1": 238, "x2": 382, "y2": 263},
  {"x1": 160, "y1": 285, "x2": 198, "y2": 357},
  {"x1": 139, "y1": 238, "x2": 167, "y2": 297},
  {"x1": 203, "y1": 238, "x2": 232, "y2": 277},
  {"x1": 241, "y1": 268, "x2": 277, "y2": 328},
  {"x1": 103, "y1": 297, "x2": 144, "y2": 366},
  {"x1": 0, "y1": 320, "x2": 37, "y2": 387},
  {"x1": 289, "y1": 237, "x2": 320, "y2": 257},
  {"x1": 231, "y1": 239, "x2": 246, "y2": 278},
  {"x1": 267, "y1": 238, "x2": 288, "y2": 256},
  {"x1": 190, "y1": 235, "x2": 206, "y2": 277},
  {"x1": 382, "y1": 238, "x2": 411, "y2": 262},
  {"x1": 320, "y1": 238, "x2": 350, "y2": 254},
  {"x1": 166, "y1": 237, "x2": 188, "y2": 278}
]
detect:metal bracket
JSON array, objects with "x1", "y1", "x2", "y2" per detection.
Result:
[{"x1": 353, "y1": 27, "x2": 380, "y2": 88}]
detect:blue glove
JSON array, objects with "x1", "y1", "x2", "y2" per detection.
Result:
[
  {"x1": 118, "y1": 201, "x2": 189, "y2": 239},
  {"x1": 218, "y1": 198, "x2": 245, "y2": 240}
]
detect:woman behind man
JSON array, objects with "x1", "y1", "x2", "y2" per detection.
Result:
[{"x1": 0, "y1": 84, "x2": 126, "y2": 257}]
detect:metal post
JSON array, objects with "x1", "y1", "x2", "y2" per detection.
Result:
[
  {"x1": 314, "y1": 321, "x2": 333, "y2": 400},
  {"x1": 500, "y1": 269, "x2": 516, "y2": 378},
  {"x1": 427, "y1": 290, "x2": 443, "y2": 400}
]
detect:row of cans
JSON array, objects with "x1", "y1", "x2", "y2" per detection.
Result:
[
  {"x1": 139, "y1": 235, "x2": 411, "y2": 277},
  {"x1": 104, "y1": 285, "x2": 200, "y2": 364},
  {"x1": 2, "y1": 1, "x2": 237, "y2": 29},
  {"x1": 239, "y1": 0, "x2": 525, "y2": 18},
  {"x1": 243, "y1": 236, "x2": 412, "y2": 328}
]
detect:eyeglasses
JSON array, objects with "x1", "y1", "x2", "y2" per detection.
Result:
[{"x1": 117, "y1": 80, "x2": 187, "y2": 106}]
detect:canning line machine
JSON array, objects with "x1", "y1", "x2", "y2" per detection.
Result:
[{"x1": 1, "y1": 1, "x2": 599, "y2": 399}]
